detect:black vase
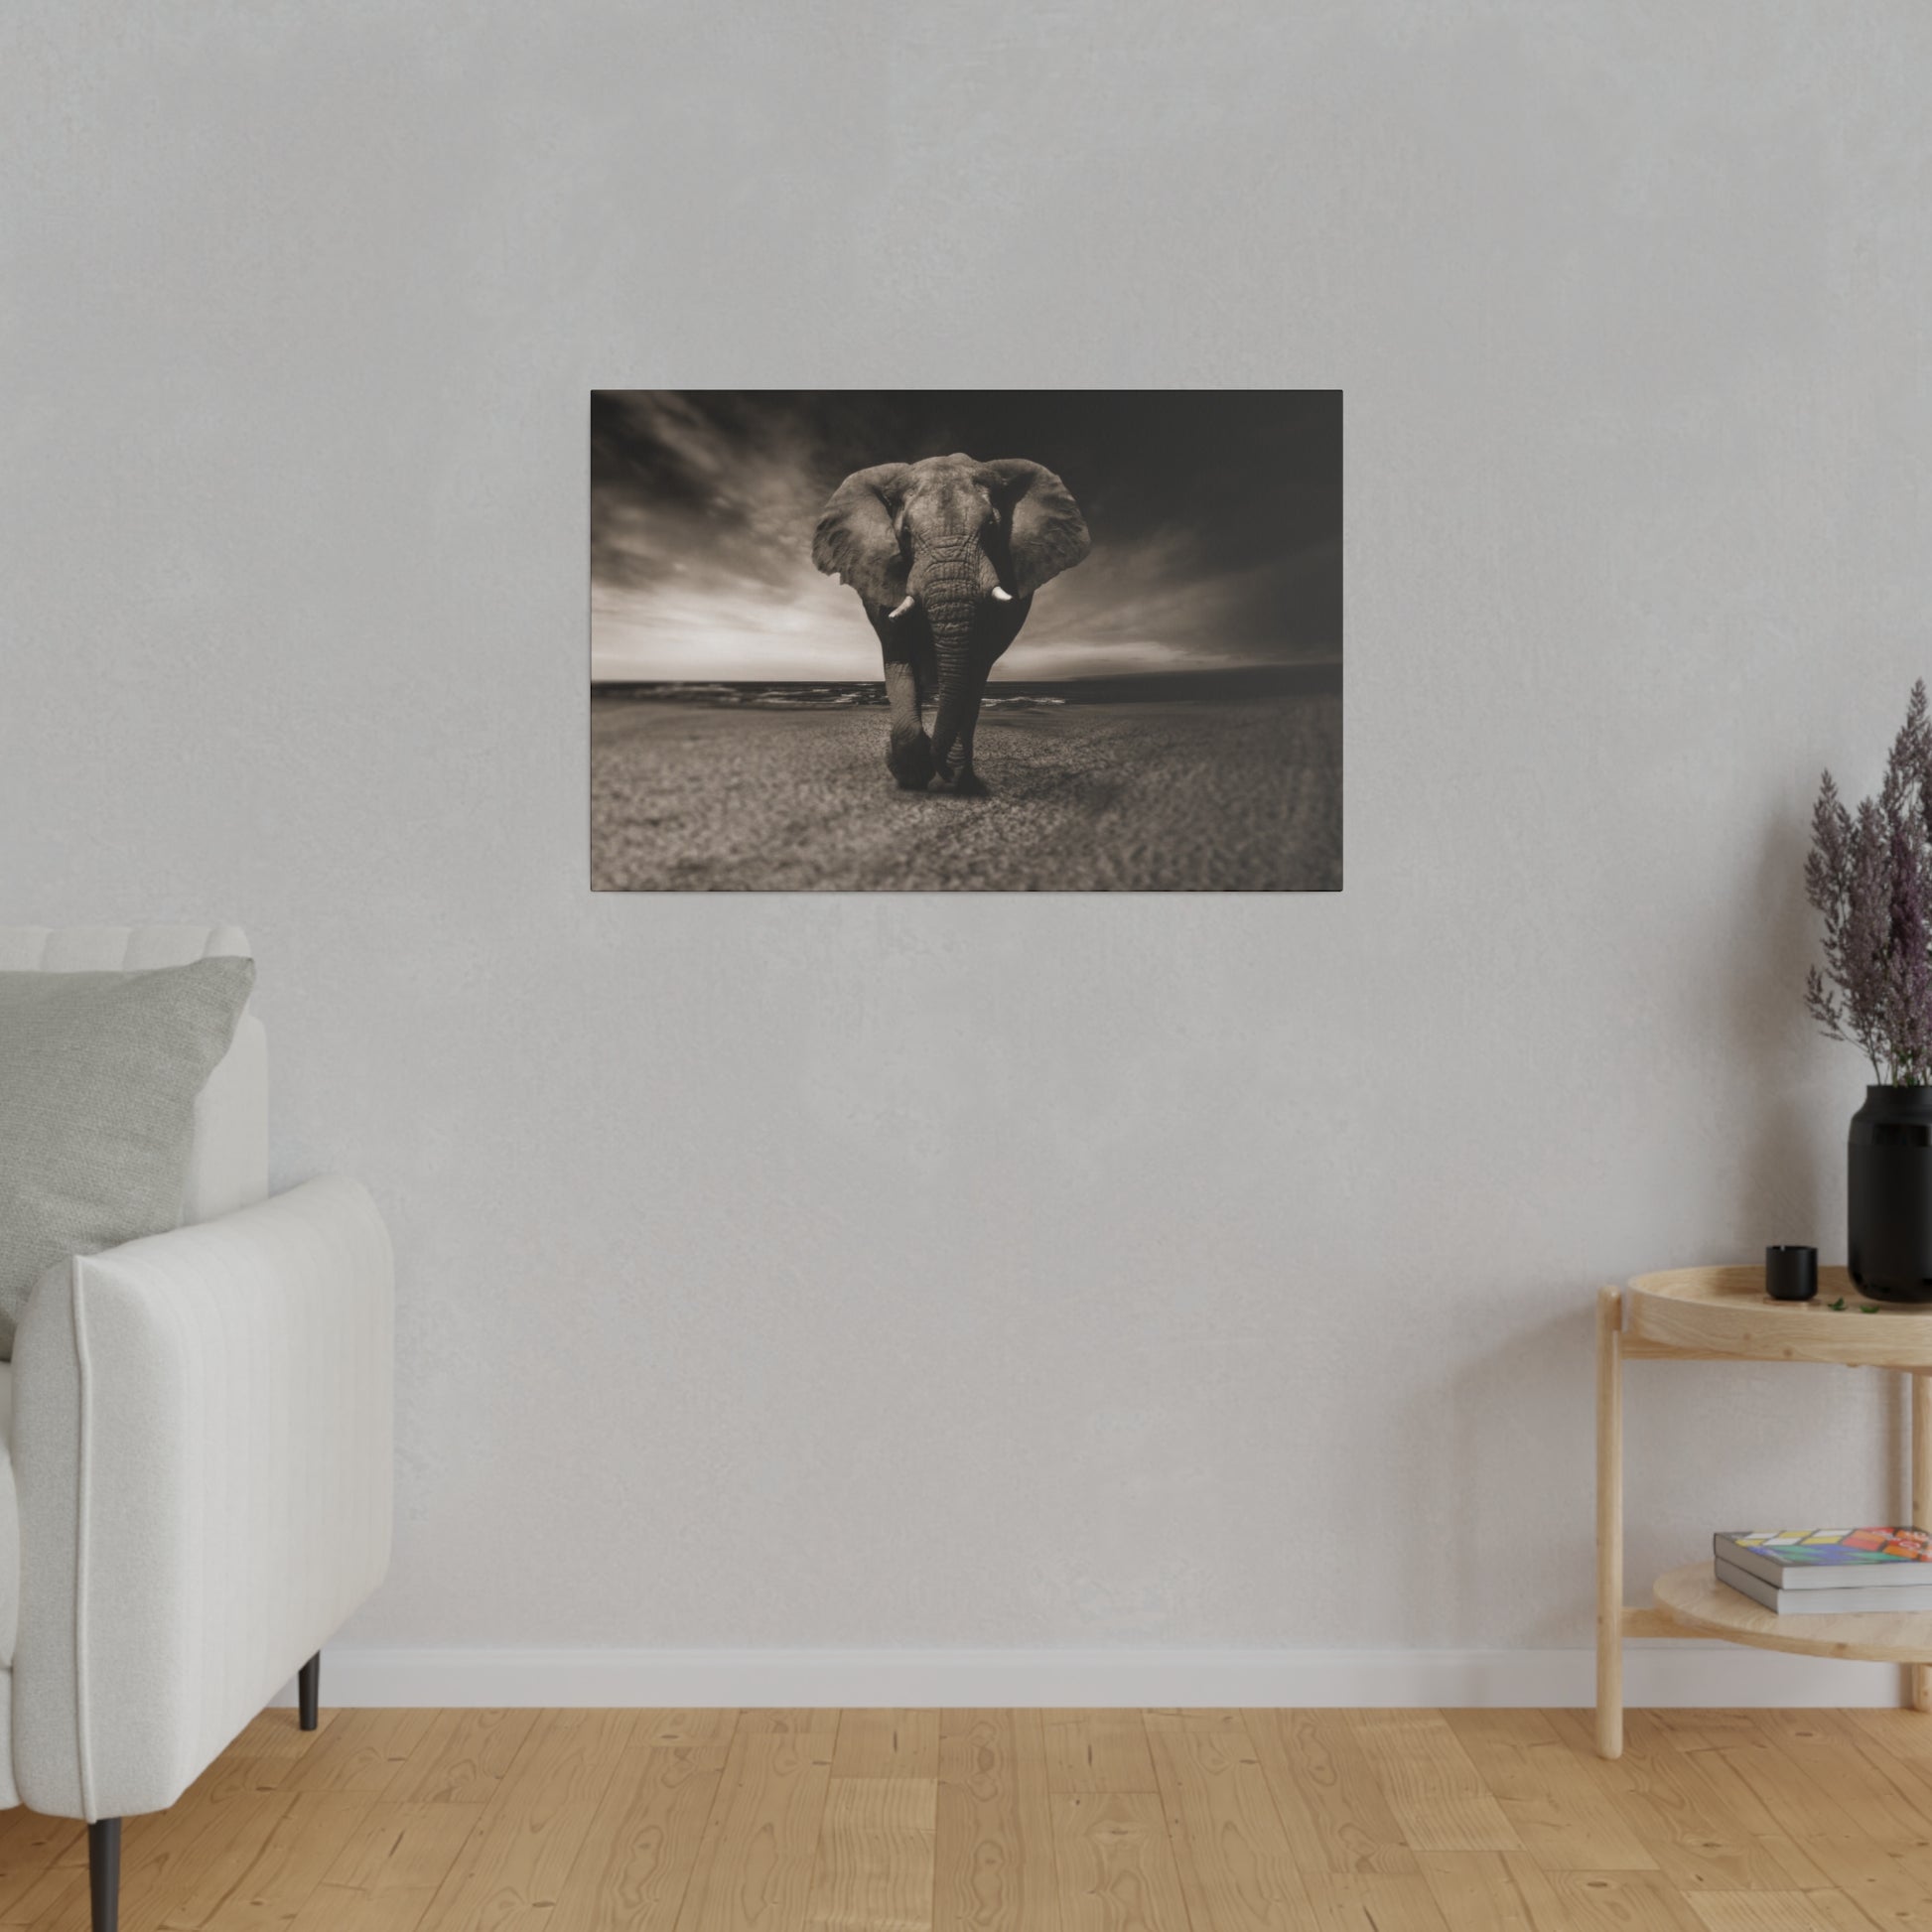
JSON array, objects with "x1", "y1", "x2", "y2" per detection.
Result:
[{"x1": 1849, "y1": 1085, "x2": 1932, "y2": 1303}]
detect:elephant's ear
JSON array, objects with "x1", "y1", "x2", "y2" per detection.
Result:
[
  {"x1": 812, "y1": 464, "x2": 910, "y2": 610},
  {"x1": 977, "y1": 460, "x2": 1091, "y2": 598}
]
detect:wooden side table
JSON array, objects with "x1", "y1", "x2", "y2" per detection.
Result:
[{"x1": 1596, "y1": 1266, "x2": 1932, "y2": 1758}]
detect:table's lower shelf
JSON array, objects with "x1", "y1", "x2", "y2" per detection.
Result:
[{"x1": 1651, "y1": 1561, "x2": 1932, "y2": 1664}]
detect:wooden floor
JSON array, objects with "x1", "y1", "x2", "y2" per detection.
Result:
[{"x1": 6, "y1": 1708, "x2": 1932, "y2": 1929}]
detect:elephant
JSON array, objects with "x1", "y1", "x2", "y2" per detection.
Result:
[{"x1": 812, "y1": 453, "x2": 1090, "y2": 792}]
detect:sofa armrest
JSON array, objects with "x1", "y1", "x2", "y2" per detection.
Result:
[{"x1": 10, "y1": 1176, "x2": 393, "y2": 1820}]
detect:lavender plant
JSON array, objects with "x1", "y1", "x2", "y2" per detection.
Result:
[{"x1": 1806, "y1": 681, "x2": 1932, "y2": 1084}]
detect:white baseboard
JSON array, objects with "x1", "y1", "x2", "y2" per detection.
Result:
[{"x1": 273, "y1": 1644, "x2": 1914, "y2": 1710}]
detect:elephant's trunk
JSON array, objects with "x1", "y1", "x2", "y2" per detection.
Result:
[
  {"x1": 928, "y1": 652, "x2": 975, "y2": 770},
  {"x1": 920, "y1": 546, "x2": 981, "y2": 773}
]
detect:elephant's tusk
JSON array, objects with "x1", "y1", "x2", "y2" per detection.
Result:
[
  {"x1": 990, "y1": 586, "x2": 1013, "y2": 603},
  {"x1": 888, "y1": 595, "x2": 915, "y2": 621}
]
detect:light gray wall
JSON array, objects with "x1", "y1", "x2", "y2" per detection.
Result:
[{"x1": 5, "y1": 1, "x2": 1931, "y2": 1655}]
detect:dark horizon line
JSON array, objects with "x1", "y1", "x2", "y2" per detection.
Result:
[
  {"x1": 592, "y1": 659, "x2": 1341, "y2": 688},
  {"x1": 592, "y1": 662, "x2": 1342, "y2": 705}
]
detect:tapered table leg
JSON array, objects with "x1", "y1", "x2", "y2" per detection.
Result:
[{"x1": 1597, "y1": 1286, "x2": 1623, "y2": 1758}]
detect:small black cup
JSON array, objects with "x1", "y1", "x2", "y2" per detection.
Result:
[{"x1": 1765, "y1": 1245, "x2": 1818, "y2": 1302}]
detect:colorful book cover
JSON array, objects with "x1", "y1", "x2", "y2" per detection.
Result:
[{"x1": 1721, "y1": 1528, "x2": 1932, "y2": 1568}]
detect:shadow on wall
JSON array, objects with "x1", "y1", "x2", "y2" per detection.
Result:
[
  {"x1": 1482, "y1": 1301, "x2": 1594, "y2": 1648},
  {"x1": 1724, "y1": 807, "x2": 1830, "y2": 1251},
  {"x1": 1411, "y1": 1300, "x2": 1589, "y2": 1649}
]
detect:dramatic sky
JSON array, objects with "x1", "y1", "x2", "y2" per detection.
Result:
[{"x1": 591, "y1": 391, "x2": 1341, "y2": 683}]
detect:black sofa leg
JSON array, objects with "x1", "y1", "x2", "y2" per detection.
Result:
[
  {"x1": 84, "y1": 1658, "x2": 317, "y2": 1930},
  {"x1": 298, "y1": 1651, "x2": 321, "y2": 1731},
  {"x1": 89, "y1": 1818, "x2": 120, "y2": 1932}
]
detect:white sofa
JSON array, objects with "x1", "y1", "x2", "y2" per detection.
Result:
[{"x1": 0, "y1": 925, "x2": 393, "y2": 1932}]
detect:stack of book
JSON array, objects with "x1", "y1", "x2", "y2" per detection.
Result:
[{"x1": 1716, "y1": 1528, "x2": 1932, "y2": 1613}]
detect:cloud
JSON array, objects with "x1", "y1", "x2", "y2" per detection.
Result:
[
  {"x1": 591, "y1": 391, "x2": 1340, "y2": 681},
  {"x1": 1026, "y1": 530, "x2": 1342, "y2": 654},
  {"x1": 592, "y1": 582, "x2": 873, "y2": 683}
]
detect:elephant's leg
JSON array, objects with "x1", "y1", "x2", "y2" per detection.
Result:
[
  {"x1": 882, "y1": 661, "x2": 934, "y2": 789},
  {"x1": 939, "y1": 688, "x2": 989, "y2": 794}
]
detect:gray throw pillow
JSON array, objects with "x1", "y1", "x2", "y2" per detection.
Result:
[{"x1": 0, "y1": 956, "x2": 256, "y2": 1356}]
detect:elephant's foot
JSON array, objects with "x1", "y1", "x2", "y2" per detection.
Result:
[
  {"x1": 886, "y1": 728, "x2": 935, "y2": 790},
  {"x1": 945, "y1": 765, "x2": 989, "y2": 797}
]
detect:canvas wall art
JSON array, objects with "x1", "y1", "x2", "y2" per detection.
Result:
[{"x1": 591, "y1": 391, "x2": 1341, "y2": 892}]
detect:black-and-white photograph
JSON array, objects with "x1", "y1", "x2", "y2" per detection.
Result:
[{"x1": 592, "y1": 391, "x2": 1341, "y2": 891}]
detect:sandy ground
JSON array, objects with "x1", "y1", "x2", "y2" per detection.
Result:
[{"x1": 591, "y1": 696, "x2": 1342, "y2": 892}]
